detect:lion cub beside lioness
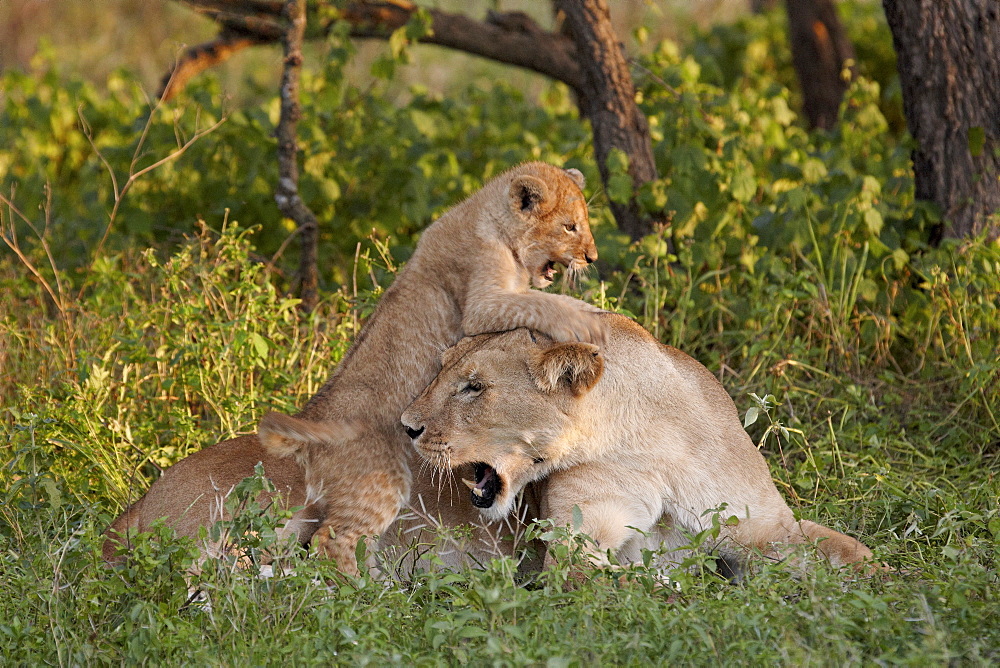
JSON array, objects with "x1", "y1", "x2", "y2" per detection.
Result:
[
  {"x1": 104, "y1": 163, "x2": 605, "y2": 571},
  {"x1": 399, "y1": 313, "x2": 875, "y2": 574}
]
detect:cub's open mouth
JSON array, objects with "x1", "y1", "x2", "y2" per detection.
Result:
[
  {"x1": 461, "y1": 462, "x2": 502, "y2": 508},
  {"x1": 535, "y1": 260, "x2": 559, "y2": 286},
  {"x1": 541, "y1": 261, "x2": 557, "y2": 282}
]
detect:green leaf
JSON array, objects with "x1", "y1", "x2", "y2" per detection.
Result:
[
  {"x1": 388, "y1": 28, "x2": 409, "y2": 60},
  {"x1": 863, "y1": 208, "x2": 883, "y2": 235},
  {"x1": 859, "y1": 277, "x2": 879, "y2": 302},
  {"x1": 41, "y1": 478, "x2": 62, "y2": 510},
  {"x1": 405, "y1": 8, "x2": 434, "y2": 40},
  {"x1": 370, "y1": 56, "x2": 396, "y2": 80},
  {"x1": 730, "y1": 166, "x2": 756, "y2": 203},
  {"x1": 607, "y1": 173, "x2": 633, "y2": 204},
  {"x1": 457, "y1": 627, "x2": 487, "y2": 639},
  {"x1": 891, "y1": 248, "x2": 910, "y2": 270},
  {"x1": 605, "y1": 147, "x2": 629, "y2": 174},
  {"x1": 743, "y1": 406, "x2": 759, "y2": 428},
  {"x1": 250, "y1": 333, "x2": 269, "y2": 359},
  {"x1": 571, "y1": 505, "x2": 583, "y2": 531},
  {"x1": 968, "y1": 126, "x2": 985, "y2": 157},
  {"x1": 319, "y1": 178, "x2": 341, "y2": 202},
  {"x1": 802, "y1": 158, "x2": 828, "y2": 182}
]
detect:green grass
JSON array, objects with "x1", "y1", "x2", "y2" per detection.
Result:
[{"x1": 2, "y1": 2, "x2": 1000, "y2": 662}]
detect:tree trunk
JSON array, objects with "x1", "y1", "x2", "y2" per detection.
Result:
[
  {"x1": 554, "y1": 0, "x2": 662, "y2": 240},
  {"x1": 882, "y1": 0, "x2": 1000, "y2": 242},
  {"x1": 784, "y1": 0, "x2": 856, "y2": 130}
]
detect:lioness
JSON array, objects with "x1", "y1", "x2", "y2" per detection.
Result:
[
  {"x1": 104, "y1": 163, "x2": 605, "y2": 572},
  {"x1": 400, "y1": 314, "x2": 876, "y2": 574}
]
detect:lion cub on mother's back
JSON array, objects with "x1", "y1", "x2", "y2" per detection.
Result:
[{"x1": 104, "y1": 163, "x2": 605, "y2": 573}]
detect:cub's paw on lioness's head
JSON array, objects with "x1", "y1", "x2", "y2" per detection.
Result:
[{"x1": 457, "y1": 162, "x2": 609, "y2": 346}]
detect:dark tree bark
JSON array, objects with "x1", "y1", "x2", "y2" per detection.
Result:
[
  {"x1": 163, "y1": 0, "x2": 663, "y2": 240},
  {"x1": 784, "y1": 0, "x2": 856, "y2": 130},
  {"x1": 751, "y1": 0, "x2": 780, "y2": 13},
  {"x1": 882, "y1": 0, "x2": 1000, "y2": 242},
  {"x1": 274, "y1": 0, "x2": 319, "y2": 310},
  {"x1": 554, "y1": 0, "x2": 662, "y2": 240}
]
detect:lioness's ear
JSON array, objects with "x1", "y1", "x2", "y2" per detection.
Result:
[
  {"x1": 530, "y1": 342, "x2": 603, "y2": 396},
  {"x1": 564, "y1": 168, "x2": 585, "y2": 190},
  {"x1": 510, "y1": 175, "x2": 553, "y2": 217},
  {"x1": 441, "y1": 335, "x2": 486, "y2": 369}
]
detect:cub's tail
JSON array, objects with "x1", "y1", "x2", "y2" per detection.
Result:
[{"x1": 257, "y1": 411, "x2": 356, "y2": 461}]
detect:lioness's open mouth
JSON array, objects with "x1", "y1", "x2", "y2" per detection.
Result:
[{"x1": 461, "y1": 462, "x2": 502, "y2": 508}]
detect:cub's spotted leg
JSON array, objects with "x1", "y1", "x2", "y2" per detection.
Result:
[{"x1": 305, "y1": 437, "x2": 412, "y2": 576}]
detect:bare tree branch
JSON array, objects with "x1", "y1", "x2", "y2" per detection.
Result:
[
  {"x1": 275, "y1": 0, "x2": 320, "y2": 311},
  {"x1": 161, "y1": 32, "x2": 268, "y2": 101},
  {"x1": 342, "y1": 2, "x2": 583, "y2": 91},
  {"x1": 161, "y1": 1, "x2": 582, "y2": 98}
]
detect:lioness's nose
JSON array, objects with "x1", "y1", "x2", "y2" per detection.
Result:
[
  {"x1": 586, "y1": 247, "x2": 598, "y2": 264},
  {"x1": 405, "y1": 425, "x2": 425, "y2": 440}
]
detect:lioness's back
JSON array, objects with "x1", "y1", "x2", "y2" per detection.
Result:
[{"x1": 598, "y1": 312, "x2": 739, "y2": 419}]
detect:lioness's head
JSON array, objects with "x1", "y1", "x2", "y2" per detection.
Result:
[
  {"x1": 402, "y1": 328, "x2": 603, "y2": 521},
  {"x1": 505, "y1": 163, "x2": 598, "y2": 288}
]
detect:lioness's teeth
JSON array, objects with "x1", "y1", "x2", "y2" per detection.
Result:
[
  {"x1": 472, "y1": 487, "x2": 484, "y2": 498},
  {"x1": 462, "y1": 478, "x2": 476, "y2": 491}
]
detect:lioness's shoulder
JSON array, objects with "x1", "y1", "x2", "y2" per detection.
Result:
[
  {"x1": 601, "y1": 312, "x2": 657, "y2": 344},
  {"x1": 600, "y1": 312, "x2": 734, "y2": 404}
]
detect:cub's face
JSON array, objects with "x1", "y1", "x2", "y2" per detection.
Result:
[
  {"x1": 507, "y1": 166, "x2": 598, "y2": 289},
  {"x1": 402, "y1": 329, "x2": 603, "y2": 521}
]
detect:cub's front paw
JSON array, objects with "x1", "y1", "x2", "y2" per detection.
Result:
[{"x1": 548, "y1": 310, "x2": 608, "y2": 345}]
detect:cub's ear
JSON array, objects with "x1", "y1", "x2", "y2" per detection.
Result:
[
  {"x1": 529, "y1": 342, "x2": 603, "y2": 396},
  {"x1": 509, "y1": 175, "x2": 553, "y2": 217},
  {"x1": 258, "y1": 411, "x2": 355, "y2": 458},
  {"x1": 564, "y1": 168, "x2": 585, "y2": 190}
]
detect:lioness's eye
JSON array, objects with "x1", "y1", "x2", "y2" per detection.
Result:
[
  {"x1": 461, "y1": 381, "x2": 484, "y2": 395},
  {"x1": 564, "y1": 222, "x2": 577, "y2": 233}
]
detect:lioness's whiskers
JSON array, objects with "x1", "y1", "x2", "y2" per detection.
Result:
[
  {"x1": 416, "y1": 457, "x2": 433, "y2": 482},
  {"x1": 444, "y1": 468, "x2": 460, "y2": 505}
]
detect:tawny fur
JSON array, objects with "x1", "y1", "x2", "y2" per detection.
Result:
[
  {"x1": 399, "y1": 313, "x2": 876, "y2": 575},
  {"x1": 103, "y1": 162, "x2": 605, "y2": 573},
  {"x1": 101, "y1": 434, "x2": 328, "y2": 564}
]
